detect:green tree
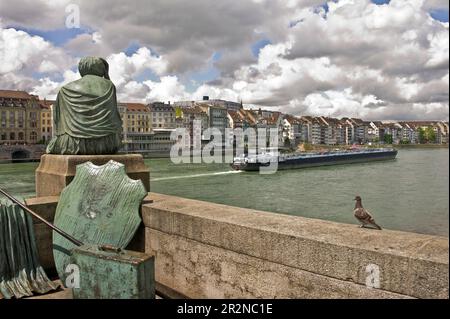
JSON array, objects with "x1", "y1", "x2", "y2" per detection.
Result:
[
  {"x1": 384, "y1": 134, "x2": 393, "y2": 144},
  {"x1": 284, "y1": 137, "x2": 291, "y2": 147},
  {"x1": 418, "y1": 128, "x2": 426, "y2": 144},
  {"x1": 419, "y1": 127, "x2": 436, "y2": 144},
  {"x1": 426, "y1": 127, "x2": 436, "y2": 143}
]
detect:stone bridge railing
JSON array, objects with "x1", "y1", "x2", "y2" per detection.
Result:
[
  {"x1": 141, "y1": 194, "x2": 448, "y2": 299},
  {"x1": 27, "y1": 193, "x2": 448, "y2": 299}
]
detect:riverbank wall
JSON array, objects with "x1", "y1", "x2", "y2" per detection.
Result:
[
  {"x1": 0, "y1": 144, "x2": 45, "y2": 162},
  {"x1": 26, "y1": 193, "x2": 448, "y2": 299}
]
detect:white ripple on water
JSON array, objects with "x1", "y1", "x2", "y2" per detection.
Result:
[{"x1": 151, "y1": 170, "x2": 242, "y2": 182}]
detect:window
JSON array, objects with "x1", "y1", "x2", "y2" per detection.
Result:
[
  {"x1": 30, "y1": 131, "x2": 37, "y2": 141},
  {"x1": 1, "y1": 111, "x2": 6, "y2": 128},
  {"x1": 30, "y1": 112, "x2": 37, "y2": 128},
  {"x1": 18, "y1": 132, "x2": 24, "y2": 140},
  {"x1": 9, "y1": 111, "x2": 15, "y2": 128},
  {"x1": 10, "y1": 132, "x2": 15, "y2": 140},
  {"x1": 18, "y1": 112, "x2": 24, "y2": 128},
  {"x1": 0, "y1": 133, "x2": 6, "y2": 141}
]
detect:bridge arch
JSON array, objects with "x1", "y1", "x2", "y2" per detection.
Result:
[{"x1": 11, "y1": 149, "x2": 31, "y2": 162}]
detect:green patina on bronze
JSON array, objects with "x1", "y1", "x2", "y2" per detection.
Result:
[
  {"x1": 71, "y1": 244, "x2": 155, "y2": 299},
  {"x1": 46, "y1": 56, "x2": 122, "y2": 155},
  {"x1": 52, "y1": 161, "x2": 147, "y2": 285},
  {"x1": 0, "y1": 203, "x2": 59, "y2": 299}
]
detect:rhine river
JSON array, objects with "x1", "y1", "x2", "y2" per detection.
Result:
[{"x1": 0, "y1": 148, "x2": 448, "y2": 237}]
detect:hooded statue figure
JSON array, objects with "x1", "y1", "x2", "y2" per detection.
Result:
[{"x1": 46, "y1": 57, "x2": 122, "y2": 155}]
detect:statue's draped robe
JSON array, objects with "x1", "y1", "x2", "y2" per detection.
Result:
[
  {"x1": 0, "y1": 203, "x2": 59, "y2": 299},
  {"x1": 47, "y1": 58, "x2": 122, "y2": 155}
]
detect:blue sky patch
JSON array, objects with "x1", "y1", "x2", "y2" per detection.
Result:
[
  {"x1": 135, "y1": 69, "x2": 160, "y2": 83},
  {"x1": 251, "y1": 39, "x2": 271, "y2": 57},
  {"x1": 212, "y1": 52, "x2": 222, "y2": 62},
  {"x1": 182, "y1": 52, "x2": 222, "y2": 92},
  {"x1": 10, "y1": 26, "x2": 92, "y2": 46},
  {"x1": 371, "y1": 0, "x2": 390, "y2": 5},
  {"x1": 124, "y1": 42, "x2": 142, "y2": 56},
  {"x1": 188, "y1": 66, "x2": 220, "y2": 90},
  {"x1": 430, "y1": 9, "x2": 449, "y2": 22}
]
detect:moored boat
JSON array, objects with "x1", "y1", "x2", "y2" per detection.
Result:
[{"x1": 231, "y1": 148, "x2": 398, "y2": 171}]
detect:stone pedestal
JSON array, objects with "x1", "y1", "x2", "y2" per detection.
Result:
[{"x1": 35, "y1": 154, "x2": 150, "y2": 197}]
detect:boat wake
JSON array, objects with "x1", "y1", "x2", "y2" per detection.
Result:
[{"x1": 151, "y1": 170, "x2": 242, "y2": 182}]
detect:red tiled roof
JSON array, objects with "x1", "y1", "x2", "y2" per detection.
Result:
[
  {"x1": 241, "y1": 110, "x2": 257, "y2": 125},
  {"x1": 0, "y1": 90, "x2": 35, "y2": 100},
  {"x1": 39, "y1": 99, "x2": 55, "y2": 109},
  {"x1": 228, "y1": 109, "x2": 257, "y2": 125},
  {"x1": 181, "y1": 105, "x2": 206, "y2": 114},
  {"x1": 124, "y1": 103, "x2": 149, "y2": 112},
  {"x1": 401, "y1": 121, "x2": 437, "y2": 127},
  {"x1": 321, "y1": 116, "x2": 342, "y2": 125},
  {"x1": 228, "y1": 110, "x2": 243, "y2": 122},
  {"x1": 350, "y1": 118, "x2": 364, "y2": 125},
  {"x1": 284, "y1": 114, "x2": 302, "y2": 124}
]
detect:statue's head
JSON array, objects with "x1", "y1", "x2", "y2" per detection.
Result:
[{"x1": 78, "y1": 56, "x2": 110, "y2": 80}]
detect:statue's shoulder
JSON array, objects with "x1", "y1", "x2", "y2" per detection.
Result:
[{"x1": 62, "y1": 75, "x2": 115, "y2": 95}]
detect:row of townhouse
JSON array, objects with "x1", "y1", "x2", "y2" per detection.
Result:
[
  {"x1": 283, "y1": 116, "x2": 366, "y2": 146},
  {"x1": 227, "y1": 108, "x2": 284, "y2": 148},
  {"x1": 396, "y1": 121, "x2": 449, "y2": 144},
  {"x1": 283, "y1": 115, "x2": 449, "y2": 146}
]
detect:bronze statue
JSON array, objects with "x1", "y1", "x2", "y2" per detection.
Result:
[{"x1": 46, "y1": 57, "x2": 122, "y2": 155}]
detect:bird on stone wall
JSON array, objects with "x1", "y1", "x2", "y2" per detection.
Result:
[{"x1": 353, "y1": 196, "x2": 382, "y2": 230}]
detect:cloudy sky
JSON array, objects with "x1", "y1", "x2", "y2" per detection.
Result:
[{"x1": 0, "y1": 0, "x2": 448, "y2": 120}]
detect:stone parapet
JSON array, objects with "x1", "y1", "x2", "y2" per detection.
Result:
[
  {"x1": 142, "y1": 193, "x2": 449, "y2": 299},
  {"x1": 27, "y1": 192, "x2": 448, "y2": 299}
]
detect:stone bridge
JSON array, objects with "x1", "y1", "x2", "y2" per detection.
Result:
[{"x1": 0, "y1": 144, "x2": 45, "y2": 162}]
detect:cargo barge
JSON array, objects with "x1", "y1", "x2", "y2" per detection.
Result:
[{"x1": 231, "y1": 148, "x2": 398, "y2": 171}]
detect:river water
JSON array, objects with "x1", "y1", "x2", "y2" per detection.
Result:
[{"x1": 0, "y1": 148, "x2": 448, "y2": 237}]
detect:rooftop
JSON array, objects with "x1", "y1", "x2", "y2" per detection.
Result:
[
  {"x1": 39, "y1": 99, "x2": 56, "y2": 109},
  {"x1": 122, "y1": 102, "x2": 149, "y2": 112},
  {"x1": 0, "y1": 90, "x2": 36, "y2": 100},
  {"x1": 180, "y1": 104, "x2": 207, "y2": 115}
]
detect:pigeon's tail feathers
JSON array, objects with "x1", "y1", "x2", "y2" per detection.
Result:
[{"x1": 372, "y1": 222, "x2": 382, "y2": 230}]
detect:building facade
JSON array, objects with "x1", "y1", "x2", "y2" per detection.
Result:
[
  {"x1": 0, "y1": 90, "x2": 41, "y2": 145},
  {"x1": 148, "y1": 102, "x2": 176, "y2": 129},
  {"x1": 199, "y1": 104, "x2": 228, "y2": 140},
  {"x1": 283, "y1": 115, "x2": 303, "y2": 147},
  {"x1": 39, "y1": 99, "x2": 54, "y2": 143},
  {"x1": 119, "y1": 103, "x2": 151, "y2": 134},
  {"x1": 118, "y1": 103, "x2": 152, "y2": 153}
]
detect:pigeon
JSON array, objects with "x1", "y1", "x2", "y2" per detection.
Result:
[{"x1": 353, "y1": 196, "x2": 382, "y2": 230}]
